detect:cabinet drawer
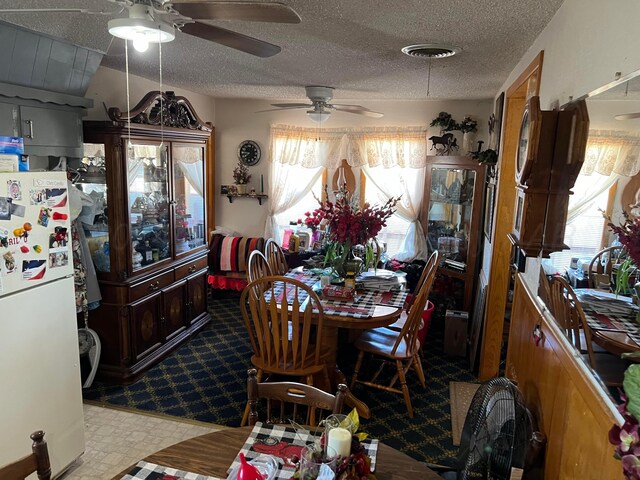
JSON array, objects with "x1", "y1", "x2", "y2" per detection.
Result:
[
  {"x1": 175, "y1": 256, "x2": 208, "y2": 279},
  {"x1": 130, "y1": 270, "x2": 174, "y2": 302}
]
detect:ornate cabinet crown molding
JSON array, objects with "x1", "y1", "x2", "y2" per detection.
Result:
[{"x1": 108, "y1": 91, "x2": 212, "y2": 132}]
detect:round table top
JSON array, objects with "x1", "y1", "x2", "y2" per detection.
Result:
[
  {"x1": 114, "y1": 426, "x2": 440, "y2": 480},
  {"x1": 324, "y1": 304, "x2": 402, "y2": 329}
]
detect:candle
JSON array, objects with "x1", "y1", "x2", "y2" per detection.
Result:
[
  {"x1": 260, "y1": 174, "x2": 264, "y2": 193},
  {"x1": 327, "y1": 427, "x2": 351, "y2": 458}
]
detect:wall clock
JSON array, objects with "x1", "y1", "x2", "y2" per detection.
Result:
[
  {"x1": 515, "y1": 96, "x2": 544, "y2": 186},
  {"x1": 238, "y1": 140, "x2": 261, "y2": 166}
]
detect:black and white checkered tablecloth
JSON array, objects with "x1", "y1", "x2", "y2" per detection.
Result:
[
  {"x1": 120, "y1": 461, "x2": 222, "y2": 480},
  {"x1": 577, "y1": 291, "x2": 640, "y2": 346},
  {"x1": 264, "y1": 271, "x2": 320, "y2": 304},
  {"x1": 228, "y1": 422, "x2": 379, "y2": 480}
]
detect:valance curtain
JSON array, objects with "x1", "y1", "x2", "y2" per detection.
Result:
[
  {"x1": 264, "y1": 124, "x2": 429, "y2": 260},
  {"x1": 582, "y1": 130, "x2": 640, "y2": 177}
]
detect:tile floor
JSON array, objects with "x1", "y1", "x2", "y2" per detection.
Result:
[{"x1": 59, "y1": 402, "x2": 222, "y2": 480}]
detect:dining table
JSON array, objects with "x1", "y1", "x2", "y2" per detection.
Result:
[
  {"x1": 113, "y1": 425, "x2": 441, "y2": 480},
  {"x1": 277, "y1": 269, "x2": 408, "y2": 417},
  {"x1": 575, "y1": 288, "x2": 640, "y2": 357}
]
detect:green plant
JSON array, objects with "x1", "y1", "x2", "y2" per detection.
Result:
[
  {"x1": 232, "y1": 161, "x2": 251, "y2": 184},
  {"x1": 459, "y1": 116, "x2": 478, "y2": 133},
  {"x1": 470, "y1": 148, "x2": 498, "y2": 165},
  {"x1": 616, "y1": 257, "x2": 637, "y2": 296},
  {"x1": 430, "y1": 112, "x2": 457, "y2": 132}
]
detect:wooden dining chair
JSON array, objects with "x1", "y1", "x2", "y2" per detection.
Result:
[
  {"x1": 385, "y1": 250, "x2": 440, "y2": 332},
  {"x1": 0, "y1": 431, "x2": 51, "y2": 480},
  {"x1": 264, "y1": 238, "x2": 289, "y2": 275},
  {"x1": 240, "y1": 275, "x2": 331, "y2": 425},
  {"x1": 247, "y1": 368, "x2": 347, "y2": 427},
  {"x1": 587, "y1": 245, "x2": 626, "y2": 290},
  {"x1": 548, "y1": 275, "x2": 626, "y2": 387},
  {"x1": 350, "y1": 271, "x2": 432, "y2": 417}
]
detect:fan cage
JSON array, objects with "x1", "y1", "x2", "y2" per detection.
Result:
[{"x1": 457, "y1": 377, "x2": 533, "y2": 480}]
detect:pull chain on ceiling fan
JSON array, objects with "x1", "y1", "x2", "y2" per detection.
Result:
[{"x1": 0, "y1": 0, "x2": 302, "y2": 58}]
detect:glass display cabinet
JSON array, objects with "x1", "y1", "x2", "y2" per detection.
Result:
[
  {"x1": 79, "y1": 91, "x2": 214, "y2": 384},
  {"x1": 421, "y1": 156, "x2": 486, "y2": 312}
]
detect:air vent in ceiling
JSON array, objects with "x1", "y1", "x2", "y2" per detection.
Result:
[{"x1": 401, "y1": 44, "x2": 461, "y2": 58}]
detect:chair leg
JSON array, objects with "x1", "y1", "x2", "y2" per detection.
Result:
[
  {"x1": 396, "y1": 359, "x2": 413, "y2": 418},
  {"x1": 413, "y1": 354, "x2": 426, "y2": 387},
  {"x1": 351, "y1": 351, "x2": 365, "y2": 390},
  {"x1": 242, "y1": 369, "x2": 262, "y2": 426}
]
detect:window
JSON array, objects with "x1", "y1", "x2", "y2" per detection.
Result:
[
  {"x1": 364, "y1": 175, "x2": 411, "y2": 257},
  {"x1": 274, "y1": 172, "x2": 322, "y2": 245},
  {"x1": 549, "y1": 173, "x2": 616, "y2": 271}
]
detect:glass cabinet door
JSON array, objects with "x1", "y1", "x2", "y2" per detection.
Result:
[
  {"x1": 427, "y1": 167, "x2": 476, "y2": 270},
  {"x1": 79, "y1": 143, "x2": 110, "y2": 272},
  {"x1": 128, "y1": 143, "x2": 171, "y2": 270},
  {"x1": 172, "y1": 145, "x2": 206, "y2": 255}
]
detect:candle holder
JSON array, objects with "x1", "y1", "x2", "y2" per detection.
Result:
[
  {"x1": 298, "y1": 444, "x2": 337, "y2": 479},
  {"x1": 323, "y1": 414, "x2": 355, "y2": 458}
]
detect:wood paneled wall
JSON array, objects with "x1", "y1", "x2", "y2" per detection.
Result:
[{"x1": 506, "y1": 275, "x2": 623, "y2": 479}]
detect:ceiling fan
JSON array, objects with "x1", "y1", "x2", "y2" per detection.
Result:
[
  {"x1": 260, "y1": 86, "x2": 384, "y2": 122},
  {"x1": 0, "y1": 0, "x2": 301, "y2": 57}
]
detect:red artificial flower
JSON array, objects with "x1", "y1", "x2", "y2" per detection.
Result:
[{"x1": 608, "y1": 211, "x2": 640, "y2": 266}]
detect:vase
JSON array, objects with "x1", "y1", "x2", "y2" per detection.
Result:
[
  {"x1": 462, "y1": 131, "x2": 476, "y2": 154},
  {"x1": 331, "y1": 244, "x2": 363, "y2": 280},
  {"x1": 235, "y1": 184, "x2": 247, "y2": 194}
]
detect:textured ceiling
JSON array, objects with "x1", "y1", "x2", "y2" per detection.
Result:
[{"x1": 0, "y1": 0, "x2": 564, "y2": 101}]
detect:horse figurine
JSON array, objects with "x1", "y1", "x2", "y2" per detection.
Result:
[{"x1": 429, "y1": 133, "x2": 459, "y2": 154}]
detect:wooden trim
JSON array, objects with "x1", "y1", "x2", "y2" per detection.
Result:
[
  {"x1": 506, "y1": 51, "x2": 544, "y2": 98},
  {"x1": 360, "y1": 170, "x2": 367, "y2": 210},
  {"x1": 478, "y1": 51, "x2": 544, "y2": 380},
  {"x1": 206, "y1": 130, "x2": 216, "y2": 240}
]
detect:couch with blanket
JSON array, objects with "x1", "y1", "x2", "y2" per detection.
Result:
[{"x1": 207, "y1": 233, "x2": 266, "y2": 290}]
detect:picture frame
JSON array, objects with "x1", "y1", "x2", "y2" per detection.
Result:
[
  {"x1": 220, "y1": 184, "x2": 230, "y2": 195},
  {"x1": 494, "y1": 91, "x2": 505, "y2": 154},
  {"x1": 484, "y1": 183, "x2": 495, "y2": 241}
]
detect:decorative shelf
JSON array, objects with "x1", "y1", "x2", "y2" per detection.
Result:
[{"x1": 224, "y1": 193, "x2": 268, "y2": 205}]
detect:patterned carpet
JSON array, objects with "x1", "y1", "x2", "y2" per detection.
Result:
[{"x1": 84, "y1": 293, "x2": 477, "y2": 466}]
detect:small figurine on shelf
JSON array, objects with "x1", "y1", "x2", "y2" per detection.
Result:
[{"x1": 233, "y1": 161, "x2": 251, "y2": 194}]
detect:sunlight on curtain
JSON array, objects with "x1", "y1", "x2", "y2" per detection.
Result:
[{"x1": 583, "y1": 130, "x2": 640, "y2": 176}]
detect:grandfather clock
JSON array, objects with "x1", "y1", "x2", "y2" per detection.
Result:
[{"x1": 509, "y1": 96, "x2": 589, "y2": 258}]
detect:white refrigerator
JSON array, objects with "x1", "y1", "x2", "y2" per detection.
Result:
[{"x1": 0, "y1": 171, "x2": 85, "y2": 477}]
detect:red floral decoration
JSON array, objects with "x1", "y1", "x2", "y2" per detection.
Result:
[
  {"x1": 304, "y1": 187, "x2": 399, "y2": 246},
  {"x1": 608, "y1": 211, "x2": 640, "y2": 266},
  {"x1": 610, "y1": 393, "x2": 640, "y2": 479}
]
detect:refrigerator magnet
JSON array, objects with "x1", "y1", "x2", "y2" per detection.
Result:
[
  {"x1": 45, "y1": 188, "x2": 67, "y2": 208},
  {"x1": 49, "y1": 227, "x2": 68, "y2": 249},
  {"x1": 0, "y1": 197, "x2": 11, "y2": 220},
  {"x1": 7, "y1": 180, "x2": 21, "y2": 200},
  {"x1": 49, "y1": 251, "x2": 68, "y2": 268},
  {"x1": 3, "y1": 251, "x2": 16, "y2": 274},
  {"x1": 29, "y1": 189, "x2": 46, "y2": 205},
  {"x1": 22, "y1": 259, "x2": 46, "y2": 280},
  {"x1": 37, "y1": 207, "x2": 51, "y2": 227}
]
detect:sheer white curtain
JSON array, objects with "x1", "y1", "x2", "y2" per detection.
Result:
[
  {"x1": 264, "y1": 125, "x2": 346, "y2": 239},
  {"x1": 353, "y1": 127, "x2": 429, "y2": 261},
  {"x1": 583, "y1": 130, "x2": 640, "y2": 176}
]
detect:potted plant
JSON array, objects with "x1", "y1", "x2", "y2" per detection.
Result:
[
  {"x1": 459, "y1": 116, "x2": 478, "y2": 152},
  {"x1": 233, "y1": 161, "x2": 251, "y2": 194},
  {"x1": 430, "y1": 111, "x2": 458, "y2": 134},
  {"x1": 608, "y1": 212, "x2": 640, "y2": 297}
]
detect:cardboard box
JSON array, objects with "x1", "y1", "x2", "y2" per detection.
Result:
[
  {"x1": 444, "y1": 309, "x2": 468, "y2": 357},
  {"x1": 0, "y1": 137, "x2": 26, "y2": 172}
]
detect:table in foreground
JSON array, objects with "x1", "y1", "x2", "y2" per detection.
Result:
[{"x1": 113, "y1": 426, "x2": 440, "y2": 480}]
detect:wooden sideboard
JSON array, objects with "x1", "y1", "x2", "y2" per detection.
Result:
[{"x1": 506, "y1": 274, "x2": 623, "y2": 479}]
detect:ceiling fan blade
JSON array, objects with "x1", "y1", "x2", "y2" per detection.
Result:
[
  {"x1": 256, "y1": 106, "x2": 310, "y2": 113},
  {"x1": 0, "y1": 7, "x2": 114, "y2": 14},
  {"x1": 615, "y1": 113, "x2": 640, "y2": 120},
  {"x1": 180, "y1": 22, "x2": 281, "y2": 57},
  {"x1": 332, "y1": 106, "x2": 384, "y2": 118},
  {"x1": 270, "y1": 103, "x2": 313, "y2": 108},
  {"x1": 172, "y1": 1, "x2": 301, "y2": 23}
]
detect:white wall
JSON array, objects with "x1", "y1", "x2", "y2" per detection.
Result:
[
  {"x1": 482, "y1": 0, "x2": 640, "y2": 288},
  {"x1": 214, "y1": 99, "x2": 492, "y2": 237},
  {"x1": 84, "y1": 66, "x2": 216, "y2": 123}
]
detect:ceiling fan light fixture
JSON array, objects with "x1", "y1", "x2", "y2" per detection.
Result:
[
  {"x1": 109, "y1": 18, "x2": 175, "y2": 43},
  {"x1": 308, "y1": 111, "x2": 330, "y2": 124}
]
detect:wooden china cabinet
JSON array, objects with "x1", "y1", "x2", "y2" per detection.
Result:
[
  {"x1": 80, "y1": 91, "x2": 215, "y2": 384},
  {"x1": 420, "y1": 155, "x2": 486, "y2": 312}
]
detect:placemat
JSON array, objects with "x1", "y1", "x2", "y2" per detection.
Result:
[
  {"x1": 318, "y1": 294, "x2": 376, "y2": 318},
  {"x1": 265, "y1": 271, "x2": 320, "y2": 304},
  {"x1": 120, "y1": 461, "x2": 223, "y2": 480},
  {"x1": 371, "y1": 290, "x2": 409, "y2": 308},
  {"x1": 228, "y1": 422, "x2": 379, "y2": 480}
]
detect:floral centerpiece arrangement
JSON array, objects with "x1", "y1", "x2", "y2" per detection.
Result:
[
  {"x1": 610, "y1": 365, "x2": 640, "y2": 478},
  {"x1": 303, "y1": 186, "x2": 398, "y2": 276},
  {"x1": 292, "y1": 409, "x2": 376, "y2": 480},
  {"x1": 458, "y1": 116, "x2": 478, "y2": 133},
  {"x1": 430, "y1": 111, "x2": 458, "y2": 133},
  {"x1": 607, "y1": 211, "x2": 640, "y2": 295},
  {"x1": 233, "y1": 161, "x2": 251, "y2": 185}
]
